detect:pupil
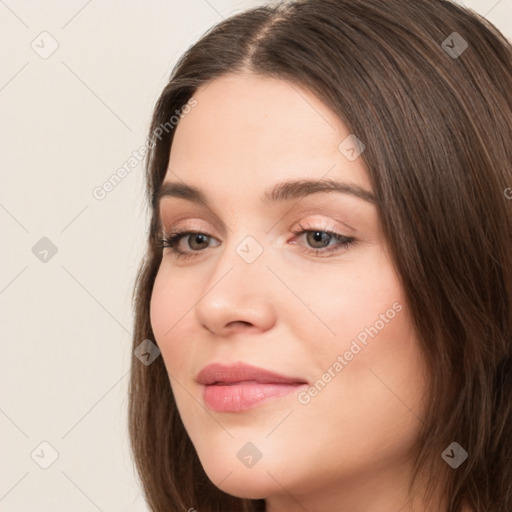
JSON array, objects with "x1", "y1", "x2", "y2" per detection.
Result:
[
  {"x1": 191, "y1": 234, "x2": 208, "y2": 249},
  {"x1": 309, "y1": 231, "x2": 330, "y2": 248}
]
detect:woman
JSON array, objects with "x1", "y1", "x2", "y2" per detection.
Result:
[{"x1": 128, "y1": 1, "x2": 512, "y2": 510}]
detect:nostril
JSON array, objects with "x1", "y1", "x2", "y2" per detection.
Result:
[{"x1": 228, "y1": 321, "x2": 252, "y2": 328}]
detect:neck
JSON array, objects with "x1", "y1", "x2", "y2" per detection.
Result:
[{"x1": 264, "y1": 459, "x2": 448, "y2": 512}]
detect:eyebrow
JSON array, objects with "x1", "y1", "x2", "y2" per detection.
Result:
[{"x1": 153, "y1": 178, "x2": 377, "y2": 210}]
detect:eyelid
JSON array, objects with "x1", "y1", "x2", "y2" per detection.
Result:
[
  {"x1": 158, "y1": 208, "x2": 228, "y2": 238},
  {"x1": 161, "y1": 219, "x2": 213, "y2": 235},
  {"x1": 290, "y1": 218, "x2": 349, "y2": 236},
  {"x1": 159, "y1": 203, "x2": 359, "y2": 235},
  {"x1": 162, "y1": 216, "x2": 352, "y2": 243},
  {"x1": 160, "y1": 217, "x2": 357, "y2": 262},
  {"x1": 284, "y1": 206, "x2": 357, "y2": 233}
]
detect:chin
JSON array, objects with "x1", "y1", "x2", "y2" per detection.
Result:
[
  {"x1": 199, "y1": 458, "x2": 279, "y2": 500},
  {"x1": 217, "y1": 480, "x2": 267, "y2": 500}
]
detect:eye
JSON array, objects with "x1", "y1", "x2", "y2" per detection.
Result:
[
  {"x1": 180, "y1": 233, "x2": 210, "y2": 251},
  {"x1": 158, "y1": 223, "x2": 356, "y2": 260},
  {"x1": 305, "y1": 231, "x2": 335, "y2": 249},
  {"x1": 159, "y1": 229, "x2": 219, "y2": 259},
  {"x1": 291, "y1": 223, "x2": 356, "y2": 257}
]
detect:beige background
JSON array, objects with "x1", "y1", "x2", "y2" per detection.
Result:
[{"x1": 0, "y1": 1, "x2": 510, "y2": 511}]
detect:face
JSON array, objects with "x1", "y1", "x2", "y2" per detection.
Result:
[{"x1": 150, "y1": 73, "x2": 429, "y2": 509}]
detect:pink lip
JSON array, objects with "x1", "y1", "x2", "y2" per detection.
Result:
[{"x1": 197, "y1": 362, "x2": 308, "y2": 412}]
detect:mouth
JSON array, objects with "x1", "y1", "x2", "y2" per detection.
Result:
[{"x1": 196, "y1": 362, "x2": 309, "y2": 413}]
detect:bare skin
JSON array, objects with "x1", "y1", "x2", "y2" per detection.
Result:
[{"x1": 150, "y1": 72, "x2": 453, "y2": 512}]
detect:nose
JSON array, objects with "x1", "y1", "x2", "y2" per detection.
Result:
[{"x1": 194, "y1": 240, "x2": 277, "y2": 336}]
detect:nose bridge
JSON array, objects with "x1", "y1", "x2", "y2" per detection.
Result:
[
  {"x1": 208, "y1": 230, "x2": 269, "y2": 296},
  {"x1": 212, "y1": 205, "x2": 269, "y2": 274},
  {"x1": 193, "y1": 229, "x2": 276, "y2": 333}
]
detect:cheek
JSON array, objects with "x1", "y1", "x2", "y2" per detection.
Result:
[
  {"x1": 282, "y1": 247, "x2": 404, "y2": 354},
  {"x1": 285, "y1": 249, "x2": 428, "y2": 414},
  {"x1": 287, "y1": 277, "x2": 427, "y2": 474},
  {"x1": 314, "y1": 274, "x2": 427, "y2": 437},
  {"x1": 149, "y1": 267, "x2": 197, "y2": 370},
  {"x1": 149, "y1": 270, "x2": 169, "y2": 344}
]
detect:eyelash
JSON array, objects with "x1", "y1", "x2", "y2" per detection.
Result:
[{"x1": 158, "y1": 222, "x2": 356, "y2": 260}]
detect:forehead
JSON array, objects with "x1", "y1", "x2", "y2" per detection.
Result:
[{"x1": 165, "y1": 72, "x2": 372, "y2": 197}]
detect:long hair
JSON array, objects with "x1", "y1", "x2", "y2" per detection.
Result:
[{"x1": 128, "y1": 1, "x2": 512, "y2": 510}]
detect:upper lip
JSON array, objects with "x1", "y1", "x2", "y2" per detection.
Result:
[{"x1": 196, "y1": 362, "x2": 308, "y2": 386}]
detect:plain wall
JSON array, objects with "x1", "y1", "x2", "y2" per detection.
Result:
[{"x1": 0, "y1": 1, "x2": 510, "y2": 511}]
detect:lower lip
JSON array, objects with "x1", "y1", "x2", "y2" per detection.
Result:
[{"x1": 203, "y1": 381, "x2": 306, "y2": 412}]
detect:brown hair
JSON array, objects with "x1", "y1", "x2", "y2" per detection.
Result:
[{"x1": 128, "y1": 1, "x2": 512, "y2": 510}]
